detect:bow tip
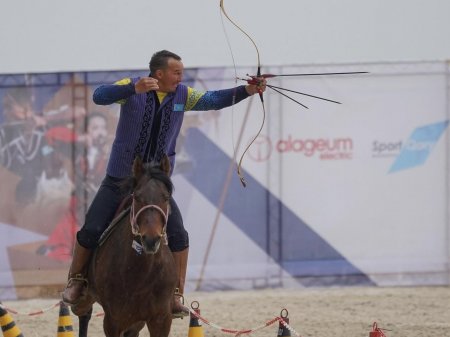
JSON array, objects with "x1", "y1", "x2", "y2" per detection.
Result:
[{"x1": 239, "y1": 177, "x2": 247, "y2": 188}]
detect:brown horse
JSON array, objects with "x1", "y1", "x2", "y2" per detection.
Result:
[{"x1": 72, "y1": 155, "x2": 177, "y2": 337}]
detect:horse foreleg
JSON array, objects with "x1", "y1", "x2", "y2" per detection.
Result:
[
  {"x1": 146, "y1": 314, "x2": 172, "y2": 337},
  {"x1": 103, "y1": 313, "x2": 123, "y2": 337},
  {"x1": 123, "y1": 322, "x2": 145, "y2": 337},
  {"x1": 78, "y1": 307, "x2": 92, "y2": 337}
]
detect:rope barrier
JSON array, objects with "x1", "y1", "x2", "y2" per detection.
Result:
[
  {"x1": 187, "y1": 306, "x2": 302, "y2": 337},
  {"x1": 0, "y1": 301, "x2": 302, "y2": 336},
  {"x1": 370, "y1": 322, "x2": 390, "y2": 337},
  {"x1": 0, "y1": 302, "x2": 60, "y2": 316},
  {"x1": 0, "y1": 301, "x2": 105, "y2": 319},
  {"x1": 278, "y1": 316, "x2": 302, "y2": 337},
  {"x1": 0, "y1": 301, "x2": 389, "y2": 337}
]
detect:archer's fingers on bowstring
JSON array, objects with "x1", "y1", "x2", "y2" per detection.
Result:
[{"x1": 135, "y1": 77, "x2": 159, "y2": 93}]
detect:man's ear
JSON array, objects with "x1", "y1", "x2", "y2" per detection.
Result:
[{"x1": 154, "y1": 69, "x2": 163, "y2": 79}]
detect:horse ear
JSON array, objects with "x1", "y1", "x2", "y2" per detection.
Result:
[
  {"x1": 160, "y1": 154, "x2": 171, "y2": 176},
  {"x1": 133, "y1": 155, "x2": 144, "y2": 181}
]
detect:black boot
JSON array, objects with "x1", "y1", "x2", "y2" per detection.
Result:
[
  {"x1": 172, "y1": 248, "x2": 189, "y2": 319},
  {"x1": 61, "y1": 241, "x2": 92, "y2": 305}
]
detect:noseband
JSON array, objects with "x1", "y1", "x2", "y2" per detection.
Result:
[{"x1": 130, "y1": 194, "x2": 169, "y2": 247}]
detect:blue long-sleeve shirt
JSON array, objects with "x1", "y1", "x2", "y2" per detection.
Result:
[
  {"x1": 93, "y1": 77, "x2": 250, "y2": 177},
  {"x1": 93, "y1": 79, "x2": 250, "y2": 110}
]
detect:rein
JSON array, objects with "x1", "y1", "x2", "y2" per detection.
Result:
[{"x1": 129, "y1": 194, "x2": 169, "y2": 246}]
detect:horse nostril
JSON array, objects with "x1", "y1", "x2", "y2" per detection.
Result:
[{"x1": 142, "y1": 235, "x2": 161, "y2": 254}]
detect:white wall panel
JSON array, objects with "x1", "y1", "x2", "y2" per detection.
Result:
[{"x1": 1, "y1": 1, "x2": 450, "y2": 73}]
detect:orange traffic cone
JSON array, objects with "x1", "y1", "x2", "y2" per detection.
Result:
[
  {"x1": 57, "y1": 302, "x2": 74, "y2": 337},
  {"x1": 369, "y1": 322, "x2": 387, "y2": 337},
  {"x1": 0, "y1": 303, "x2": 24, "y2": 337},
  {"x1": 187, "y1": 301, "x2": 204, "y2": 337},
  {"x1": 277, "y1": 309, "x2": 291, "y2": 337}
]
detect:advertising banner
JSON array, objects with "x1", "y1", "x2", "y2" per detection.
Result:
[{"x1": 0, "y1": 62, "x2": 448, "y2": 299}]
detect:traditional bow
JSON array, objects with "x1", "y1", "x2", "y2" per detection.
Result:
[
  {"x1": 219, "y1": 1, "x2": 368, "y2": 187},
  {"x1": 219, "y1": 0, "x2": 265, "y2": 187}
]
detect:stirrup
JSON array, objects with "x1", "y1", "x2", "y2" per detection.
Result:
[
  {"x1": 62, "y1": 274, "x2": 89, "y2": 305},
  {"x1": 67, "y1": 274, "x2": 89, "y2": 287},
  {"x1": 172, "y1": 288, "x2": 189, "y2": 319},
  {"x1": 174, "y1": 287, "x2": 182, "y2": 297}
]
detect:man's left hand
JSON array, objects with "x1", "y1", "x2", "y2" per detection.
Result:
[{"x1": 245, "y1": 77, "x2": 267, "y2": 96}]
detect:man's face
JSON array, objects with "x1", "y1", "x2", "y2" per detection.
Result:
[
  {"x1": 155, "y1": 58, "x2": 184, "y2": 93},
  {"x1": 87, "y1": 116, "x2": 107, "y2": 147}
]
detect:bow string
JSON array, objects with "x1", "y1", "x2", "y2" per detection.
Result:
[
  {"x1": 220, "y1": 0, "x2": 265, "y2": 187},
  {"x1": 219, "y1": 1, "x2": 368, "y2": 187}
]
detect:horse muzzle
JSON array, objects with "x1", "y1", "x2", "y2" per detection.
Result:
[{"x1": 141, "y1": 235, "x2": 162, "y2": 255}]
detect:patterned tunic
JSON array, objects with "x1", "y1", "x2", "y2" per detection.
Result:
[{"x1": 93, "y1": 77, "x2": 250, "y2": 177}]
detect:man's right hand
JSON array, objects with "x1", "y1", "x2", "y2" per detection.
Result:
[{"x1": 135, "y1": 77, "x2": 159, "y2": 93}]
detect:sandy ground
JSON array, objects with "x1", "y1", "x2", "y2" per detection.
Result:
[{"x1": 1, "y1": 286, "x2": 450, "y2": 337}]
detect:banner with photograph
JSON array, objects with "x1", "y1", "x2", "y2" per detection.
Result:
[{"x1": 0, "y1": 62, "x2": 448, "y2": 299}]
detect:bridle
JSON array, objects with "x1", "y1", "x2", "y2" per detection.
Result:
[{"x1": 129, "y1": 194, "x2": 169, "y2": 247}]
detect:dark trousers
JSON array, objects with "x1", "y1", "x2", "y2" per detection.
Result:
[{"x1": 77, "y1": 175, "x2": 189, "y2": 252}]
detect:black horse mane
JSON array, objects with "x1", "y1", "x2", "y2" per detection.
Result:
[
  {"x1": 120, "y1": 162, "x2": 174, "y2": 196},
  {"x1": 143, "y1": 163, "x2": 174, "y2": 195}
]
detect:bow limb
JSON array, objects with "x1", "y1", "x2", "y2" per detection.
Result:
[
  {"x1": 219, "y1": 0, "x2": 265, "y2": 187},
  {"x1": 219, "y1": 0, "x2": 261, "y2": 71}
]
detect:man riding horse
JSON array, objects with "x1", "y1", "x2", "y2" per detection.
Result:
[{"x1": 61, "y1": 49, "x2": 266, "y2": 317}]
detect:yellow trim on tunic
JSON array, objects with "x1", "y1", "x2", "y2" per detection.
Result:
[
  {"x1": 114, "y1": 78, "x2": 132, "y2": 85},
  {"x1": 156, "y1": 91, "x2": 167, "y2": 103},
  {"x1": 112, "y1": 80, "x2": 203, "y2": 108},
  {"x1": 185, "y1": 87, "x2": 205, "y2": 111},
  {"x1": 114, "y1": 78, "x2": 132, "y2": 105}
]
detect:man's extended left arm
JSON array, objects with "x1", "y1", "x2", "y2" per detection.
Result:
[{"x1": 187, "y1": 81, "x2": 266, "y2": 111}]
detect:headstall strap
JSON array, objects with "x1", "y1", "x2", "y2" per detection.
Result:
[{"x1": 130, "y1": 195, "x2": 168, "y2": 244}]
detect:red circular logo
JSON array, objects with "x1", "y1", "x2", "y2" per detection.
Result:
[{"x1": 247, "y1": 135, "x2": 272, "y2": 162}]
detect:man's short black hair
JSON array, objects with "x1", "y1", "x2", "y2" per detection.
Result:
[{"x1": 149, "y1": 50, "x2": 181, "y2": 75}]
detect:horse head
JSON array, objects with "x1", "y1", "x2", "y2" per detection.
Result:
[{"x1": 129, "y1": 155, "x2": 173, "y2": 254}]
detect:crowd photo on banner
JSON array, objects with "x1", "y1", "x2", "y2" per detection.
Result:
[{"x1": 0, "y1": 75, "x2": 118, "y2": 297}]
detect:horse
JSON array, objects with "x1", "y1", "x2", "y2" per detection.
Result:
[{"x1": 71, "y1": 155, "x2": 177, "y2": 337}]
